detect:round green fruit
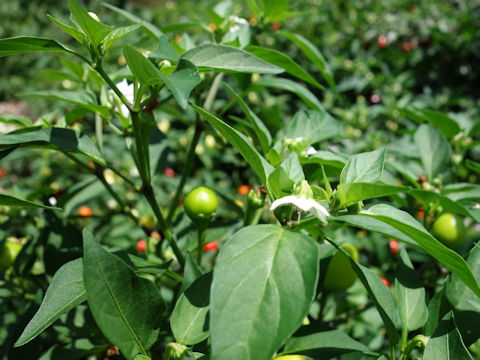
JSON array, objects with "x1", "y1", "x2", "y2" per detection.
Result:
[
  {"x1": 184, "y1": 186, "x2": 218, "y2": 223},
  {"x1": 323, "y1": 243, "x2": 358, "y2": 292},
  {"x1": 432, "y1": 213, "x2": 465, "y2": 249},
  {"x1": 0, "y1": 240, "x2": 22, "y2": 273}
]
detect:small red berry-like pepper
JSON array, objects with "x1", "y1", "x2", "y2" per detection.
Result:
[{"x1": 203, "y1": 241, "x2": 218, "y2": 252}]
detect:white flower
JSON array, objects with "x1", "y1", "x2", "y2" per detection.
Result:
[
  {"x1": 114, "y1": 79, "x2": 135, "y2": 118},
  {"x1": 270, "y1": 195, "x2": 330, "y2": 224}
]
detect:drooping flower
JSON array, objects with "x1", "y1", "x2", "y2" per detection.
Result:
[
  {"x1": 270, "y1": 180, "x2": 330, "y2": 224},
  {"x1": 114, "y1": 79, "x2": 134, "y2": 117}
]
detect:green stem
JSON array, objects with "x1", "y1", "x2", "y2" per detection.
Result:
[
  {"x1": 130, "y1": 110, "x2": 151, "y2": 185},
  {"x1": 95, "y1": 61, "x2": 131, "y2": 108},
  {"x1": 95, "y1": 113, "x2": 103, "y2": 153},
  {"x1": 143, "y1": 185, "x2": 185, "y2": 268},
  {"x1": 391, "y1": 343, "x2": 396, "y2": 360},
  {"x1": 400, "y1": 335, "x2": 428, "y2": 360},
  {"x1": 166, "y1": 120, "x2": 203, "y2": 224},
  {"x1": 401, "y1": 324, "x2": 408, "y2": 351},
  {"x1": 197, "y1": 225, "x2": 207, "y2": 265}
]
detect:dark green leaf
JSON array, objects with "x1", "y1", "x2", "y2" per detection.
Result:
[
  {"x1": 69, "y1": 0, "x2": 112, "y2": 46},
  {"x1": 47, "y1": 15, "x2": 87, "y2": 45},
  {"x1": 0, "y1": 114, "x2": 32, "y2": 128},
  {"x1": 15, "y1": 259, "x2": 86, "y2": 346},
  {"x1": 191, "y1": 105, "x2": 274, "y2": 187},
  {"x1": 83, "y1": 229, "x2": 164, "y2": 359},
  {"x1": 224, "y1": 83, "x2": 272, "y2": 153},
  {"x1": 446, "y1": 243, "x2": 480, "y2": 346},
  {"x1": 246, "y1": 45, "x2": 324, "y2": 89},
  {"x1": 103, "y1": 24, "x2": 142, "y2": 52},
  {"x1": 182, "y1": 44, "x2": 283, "y2": 74},
  {"x1": 149, "y1": 35, "x2": 180, "y2": 62},
  {"x1": 0, "y1": 194, "x2": 60, "y2": 211},
  {"x1": 335, "y1": 244, "x2": 400, "y2": 343},
  {"x1": 340, "y1": 148, "x2": 386, "y2": 184},
  {"x1": 210, "y1": 225, "x2": 319, "y2": 360},
  {"x1": 252, "y1": 76, "x2": 324, "y2": 110},
  {"x1": 395, "y1": 249, "x2": 428, "y2": 332},
  {"x1": 336, "y1": 183, "x2": 409, "y2": 208},
  {"x1": 282, "y1": 326, "x2": 378, "y2": 358},
  {"x1": 103, "y1": 3, "x2": 163, "y2": 40},
  {"x1": 423, "y1": 312, "x2": 472, "y2": 360},
  {"x1": 301, "y1": 150, "x2": 347, "y2": 169},
  {"x1": 414, "y1": 124, "x2": 451, "y2": 181},
  {"x1": 0, "y1": 37, "x2": 76, "y2": 57},
  {"x1": 466, "y1": 159, "x2": 480, "y2": 175},
  {"x1": 171, "y1": 272, "x2": 212, "y2": 345},
  {"x1": 361, "y1": 204, "x2": 480, "y2": 298},
  {"x1": 20, "y1": 90, "x2": 110, "y2": 117},
  {"x1": 285, "y1": 109, "x2": 341, "y2": 145},
  {"x1": 401, "y1": 107, "x2": 461, "y2": 139},
  {"x1": 0, "y1": 127, "x2": 105, "y2": 166},
  {"x1": 278, "y1": 31, "x2": 337, "y2": 95}
]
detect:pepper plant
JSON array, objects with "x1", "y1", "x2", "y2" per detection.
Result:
[{"x1": 0, "y1": 1, "x2": 479, "y2": 360}]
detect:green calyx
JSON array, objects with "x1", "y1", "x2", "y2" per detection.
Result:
[{"x1": 293, "y1": 180, "x2": 313, "y2": 199}]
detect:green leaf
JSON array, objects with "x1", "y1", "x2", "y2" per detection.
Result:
[
  {"x1": 149, "y1": 35, "x2": 181, "y2": 62},
  {"x1": 423, "y1": 312, "x2": 472, "y2": 360},
  {"x1": 0, "y1": 114, "x2": 32, "y2": 128},
  {"x1": 0, "y1": 127, "x2": 106, "y2": 166},
  {"x1": 395, "y1": 249, "x2": 428, "y2": 332},
  {"x1": 103, "y1": 24, "x2": 142, "y2": 52},
  {"x1": 171, "y1": 272, "x2": 212, "y2": 345},
  {"x1": 161, "y1": 59, "x2": 201, "y2": 109},
  {"x1": 123, "y1": 44, "x2": 163, "y2": 86},
  {"x1": 182, "y1": 44, "x2": 283, "y2": 74},
  {"x1": 361, "y1": 204, "x2": 480, "y2": 298},
  {"x1": 268, "y1": 167, "x2": 295, "y2": 199},
  {"x1": 191, "y1": 105, "x2": 274, "y2": 187},
  {"x1": 410, "y1": 189, "x2": 480, "y2": 223},
  {"x1": 425, "y1": 287, "x2": 450, "y2": 337},
  {"x1": 333, "y1": 214, "x2": 418, "y2": 248},
  {"x1": 224, "y1": 83, "x2": 272, "y2": 153},
  {"x1": 83, "y1": 229, "x2": 164, "y2": 359},
  {"x1": 285, "y1": 109, "x2": 341, "y2": 145},
  {"x1": 179, "y1": 252, "x2": 203, "y2": 295},
  {"x1": 15, "y1": 259, "x2": 86, "y2": 347},
  {"x1": 0, "y1": 36, "x2": 76, "y2": 57},
  {"x1": 446, "y1": 243, "x2": 480, "y2": 346},
  {"x1": 340, "y1": 148, "x2": 386, "y2": 184},
  {"x1": 335, "y1": 243, "x2": 400, "y2": 343},
  {"x1": 246, "y1": 45, "x2": 324, "y2": 90},
  {"x1": 466, "y1": 159, "x2": 480, "y2": 175},
  {"x1": 336, "y1": 183, "x2": 409, "y2": 208},
  {"x1": 278, "y1": 31, "x2": 337, "y2": 95},
  {"x1": 69, "y1": 0, "x2": 112, "y2": 46},
  {"x1": 301, "y1": 150, "x2": 347, "y2": 169},
  {"x1": 281, "y1": 152, "x2": 304, "y2": 183},
  {"x1": 210, "y1": 225, "x2": 319, "y2": 360},
  {"x1": 103, "y1": 3, "x2": 163, "y2": 40},
  {"x1": 281, "y1": 326, "x2": 378, "y2": 358},
  {"x1": 414, "y1": 124, "x2": 451, "y2": 181},
  {"x1": 20, "y1": 90, "x2": 110, "y2": 118},
  {"x1": 252, "y1": 76, "x2": 323, "y2": 110},
  {"x1": 260, "y1": 0, "x2": 289, "y2": 21},
  {"x1": 401, "y1": 107, "x2": 461, "y2": 139},
  {"x1": 123, "y1": 45, "x2": 200, "y2": 109},
  {"x1": 47, "y1": 15, "x2": 87, "y2": 45},
  {"x1": 0, "y1": 194, "x2": 60, "y2": 211}
]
